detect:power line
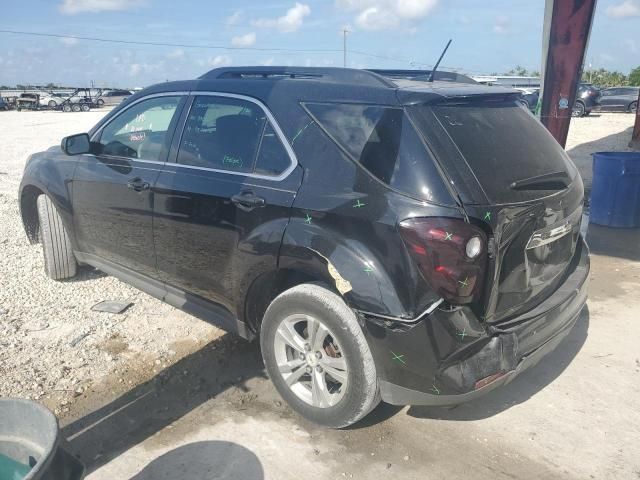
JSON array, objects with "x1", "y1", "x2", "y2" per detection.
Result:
[
  {"x1": 0, "y1": 28, "x2": 462, "y2": 68},
  {"x1": 0, "y1": 29, "x2": 343, "y2": 54}
]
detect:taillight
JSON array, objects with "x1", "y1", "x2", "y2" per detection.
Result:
[{"x1": 398, "y1": 217, "x2": 488, "y2": 304}]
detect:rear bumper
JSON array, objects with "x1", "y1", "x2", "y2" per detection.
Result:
[{"x1": 364, "y1": 238, "x2": 589, "y2": 406}]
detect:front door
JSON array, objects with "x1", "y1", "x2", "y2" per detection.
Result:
[
  {"x1": 72, "y1": 95, "x2": 185, "y2": 276},
  {"x1": 153, "y1": 94, "x2": 302, "y2": 314}
]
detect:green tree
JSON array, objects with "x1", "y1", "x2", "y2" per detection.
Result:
[{"x1": 629, "y1": 66, "x2": 640, "y2": 86}]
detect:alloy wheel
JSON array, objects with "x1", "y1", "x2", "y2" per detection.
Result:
[{"x1": 274, "y1": 313, "x2": 348, "y2": 408}]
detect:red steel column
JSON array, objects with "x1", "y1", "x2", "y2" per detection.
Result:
[{"x1": 540, "y1": 0, "x2": 598, "y2": 147}]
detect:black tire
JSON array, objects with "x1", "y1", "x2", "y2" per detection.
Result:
[
  {"x1": 81, "y1": 104, "x2": 90, "y2": 112},
  {"x1": 629, "y1": 101, "x2": 638, "y2": 113},
  {"x1": 62, "y1": 104, "x2": 72, "y2": 112},
  {"x1": 96, "y1": 99, "x2": 105, "y2": 106},
  {"x1": 260, "y1": 283, "x2": 379, "y2": 428},
  {"x1": 517, "y1": 99, "x2": 529, "y2": 110},
  {"x1": 36, "y1": 195, "x2": 77, "y2": 280},
  {"x1": 71, "y1": 104, "x2": 81, "y2": 112},
  {"x1": 48, "y1": 100, "x2": 57, "y2": 108},
  {"x1": 572, "y1": 101, "x2": 585, "y2": 117}
]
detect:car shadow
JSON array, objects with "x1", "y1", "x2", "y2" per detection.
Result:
[
  {"x1": 405, "y1": 306, "x2": 589, "y2": 422},
  {"x1": 128, "y1": 441, "x2": 264, "y2": 480},
  {"x1": 62, "y1": 265, "x2": 109, "y2": 282},
  {"x1": 61, "y1": 334, "x2": 266, "y2": 475}
]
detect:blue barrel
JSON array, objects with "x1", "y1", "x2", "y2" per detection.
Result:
[{"x1": 590, "y1": 152, "x2": 640, "y2": 228}]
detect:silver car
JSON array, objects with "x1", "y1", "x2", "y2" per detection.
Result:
[{"x1": 96, "y1": 89, "x2": 132, "y2": 107}]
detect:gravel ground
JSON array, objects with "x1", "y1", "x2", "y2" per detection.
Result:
[
  {"x1": 566, "y1": 111, "x2": 636, "y2": 191},
  {"x1": 0, "y1": 110, "x2": 218, "y2": 416},
  {"x1": 0, "y1": 109, "x2": 636, "y2": 419}
]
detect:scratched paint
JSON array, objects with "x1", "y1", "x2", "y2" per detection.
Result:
[{"x1": 309, "y1": 249, "x2": 353, "y2": 295}]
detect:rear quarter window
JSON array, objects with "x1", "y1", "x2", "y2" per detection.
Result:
[{"x1": 303, "y1": 102, "x2": 453, "y2": 205}]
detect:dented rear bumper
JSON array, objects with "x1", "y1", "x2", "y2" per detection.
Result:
[{"x1": 361, "y1": 237, "x2": 589, "y2": 406}]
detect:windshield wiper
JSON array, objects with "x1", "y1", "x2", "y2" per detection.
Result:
[{"x1": 510, "y1": 171, "x2": 570, "y2": 190}]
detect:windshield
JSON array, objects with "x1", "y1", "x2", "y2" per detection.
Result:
[{"x1": 409, "y1": 99, "x2": 577, "y2": 204}]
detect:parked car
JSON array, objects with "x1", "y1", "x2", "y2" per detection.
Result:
[
  {"x1": 38, "y1": 92, "x2": 66, "y2": 108},
  {"x1": 15, "y1": 93, "x2": 40, "y2": 111},
  {"x1": 0, "y1": 96, "x2": 9, "y2": 111},
  {"x1": 572, "y1": 83, "x2": 601, "y2": 117},
  {"x1": 516, "y1": 87, "x2": 540, "y2": 112},
  {"x1": 19, "y1": 67, "x2": 589, "y2": 428},
  {"x1": 598, "y1": 86, "x2": 639, "y2": 113},
  {"x1": 96, "y1": 89, "x2": 132, "y2": 106}
]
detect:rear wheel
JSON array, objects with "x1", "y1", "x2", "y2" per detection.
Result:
[
  {"x1": 629, "y1": 101, "x2": 638, "y2": 113},
  {"x1": 36, "y1": 195, "x2": 77, "y2": 280},
  {"x1": 62, "y1": 104, "x2": 72, "y2": 112},
  {"x1": 260, "y1": 284, "x2": 379, "y2": 428},
  {"x1": 48, "y1": 100, "x2": 56, "y2": 108},
  {"x1": 96, "y1": 99, "x2": 105, "y2": 106},
  {"x1": 71, "y1": 104, "x2": 81, "y2": 112},
  {"x1": 81, "y1": 104, "x2": 90, "y2": 112},
  {"x1": 572, "y1": 101, "x2": 585, "y2": 117}
]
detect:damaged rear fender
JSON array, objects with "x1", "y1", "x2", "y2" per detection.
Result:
[{"x1": 278, "y1": 217, "x2": 414, "y2": 318}]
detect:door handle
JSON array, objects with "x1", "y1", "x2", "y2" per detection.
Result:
[
  {"x1": 127, "y1": 177, "x2": 150, "y2": 192},
  {"x1": 231, "y1": 191, "x2": 265, "y2": 211}
]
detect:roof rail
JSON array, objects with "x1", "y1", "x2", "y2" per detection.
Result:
[
  {"x1": 367, "y1": 69, "x2": 477, "y2": 85},
  {"x1": 199, "y1": 66, "x2": 395, "y2": 88}
]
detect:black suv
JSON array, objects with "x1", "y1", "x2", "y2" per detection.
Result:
[
  {"x1": 19, "y1": 67, "x2": 589, "y2": 428},
  {"x1": 573, "y1": 83, "x2": 601, "y2": 117}
]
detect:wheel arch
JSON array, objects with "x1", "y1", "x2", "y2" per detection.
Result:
[
  {"x1": 242, "y1": 267, "x2": 335, "y2": 335},
  {"x1": 20, "y1": 184, "x2": 46, "y2": 244}
]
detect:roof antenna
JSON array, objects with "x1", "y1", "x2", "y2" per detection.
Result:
[{"x1": 428, "y1": 39, "x2": 452, "y2": 82}]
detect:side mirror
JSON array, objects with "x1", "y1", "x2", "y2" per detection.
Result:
[{"x1": 61, "y1": 133, "x2": 91, "y2": 155}]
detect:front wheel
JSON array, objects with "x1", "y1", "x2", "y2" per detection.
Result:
[
  {"x1": 629, "y1": 101, "x2": 638, "y2": 113},
  {"x1": 48, "y1": 100, "x2": 57, "y2": 108},
  {"x1": 96, "y1": 99, "x2": 105, "y2": 106},
  {"x1": 260, "y1": 283, "x2": 379, "y2": 428},
  {"x1": 36, "y1": 195, "x2": 77, "y2": 280}
]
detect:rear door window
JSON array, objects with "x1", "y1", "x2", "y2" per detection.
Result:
[
  {"x1": 304, "y1": 103, "x2": 453, "y2": 205},
  {"x1": 412, "y1": 99, "x2": 577, "y2": 204},
  {"x1": 177, "y1": 95, "x2": 292, "y2": 176}
]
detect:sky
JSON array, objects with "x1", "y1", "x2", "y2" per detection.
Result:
[{"x1": 0, "y1": 0, "x2": 638, "y2": 88}]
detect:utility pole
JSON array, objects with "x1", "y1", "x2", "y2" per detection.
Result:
[{"x1": 343, "y1": 29, "x2": 349, "y2": 68}]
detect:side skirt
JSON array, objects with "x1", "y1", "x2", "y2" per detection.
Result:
[{"x1": 74, "y1": 252, "x2": 254, "y2": 340}]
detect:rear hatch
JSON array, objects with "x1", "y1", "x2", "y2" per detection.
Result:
[{"x1": 406, "y1": 94, "x2": 584, "y2": 323}]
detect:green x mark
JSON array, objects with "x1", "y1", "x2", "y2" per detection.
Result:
[
  {"x1": 457, "y1": 328, "x2": 467, "y2": 340},
  {"x1": 353, "y1": 199, "x2": 367, "y2": 208},
  {"x1": 391, "y1": 351, "x2": 406, "y2": 365},
  {"x1": 458, "y1": 277, "x2": 469, "y2": 287},
  {"x1": 304, "y1": 214, "x2": 312, "y2": 224},
  {"x1": 430, "y1": 384, "x2": 440, "y2": 395},
  {"x1": 484, "y1": 211, "x2": 491, "y2": 221},
  {"x1": 444, "y1": 232, "x2": 453, "y2": 241},
  {"x1": 364, "y1": 265, "x2": 374, "y2": 275}
]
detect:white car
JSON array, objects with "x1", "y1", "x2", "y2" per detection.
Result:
[{"x1": 38, "y1": 93, "x2": 67, "y2": 108}]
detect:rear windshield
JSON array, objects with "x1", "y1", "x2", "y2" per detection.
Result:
[
  {"x1": 304, "y1": 102, "x2": 453, "y2": 205},
  {"x1": 413, "y1": 100, "x2": 576, "y2": 204}
]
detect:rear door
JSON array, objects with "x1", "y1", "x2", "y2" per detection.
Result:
[
  {"x1": 601, "y1": 88, "x2": 624, "y2": 111},
  {"x1": 72, "y1": 94, "x2": 185, "y2": 276},
  {"x1": 153, "y1": 93, "x2": 302, "y2": 314},
  {"x1": 408, "y1": 98, "x2": 584, "y2": 322}
]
